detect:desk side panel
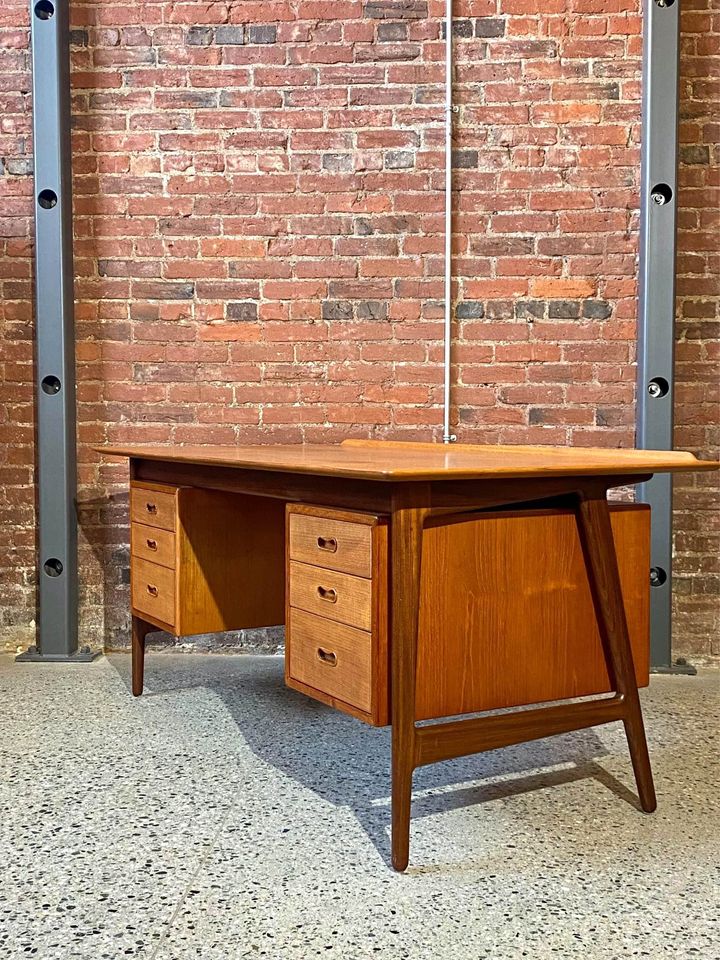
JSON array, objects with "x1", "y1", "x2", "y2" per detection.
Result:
[{"x1": 415, "y1": 504, "x2": 650, "y2": 721}]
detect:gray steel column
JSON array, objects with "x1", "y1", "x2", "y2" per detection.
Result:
[
  {"x1": 636, "y1": 0, "x2": 682, "y2": 669},
  {"x1": 18, "y1": 0, "x2": 92, "y2": 662}
]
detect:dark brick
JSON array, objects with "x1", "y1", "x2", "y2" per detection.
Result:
[
  {"x1": 441, "y1": 19, "x2": 473, "y2": 38},
  {"x1": 134, "y1": 282, "x2": 195, "y2": 300},
  {"x1": 385, "y1": 150, "x2": 414, "y2": 169},
  {"x1": 378, "y1": 22, "x2": 408, "y2": 41},
  {"x1": 355, "y1": 218, "x2": 374, "y2": 236},
  {"x1": 596, "y1": 408, "x2": 624, "y2": 427},
  {"x1": 364, "y1": 0, "x2": 428, "y2": 19},
  {"x1": 474, "y1": 18, "x2": 506, "y2": 38},
  {"x1": 357, "y1": 301, "x2": 388, "y2": 320},
  {"x1": 452, "y1": 149, "x2": 478, "y2": 169},
  {"x1": 322, "y1": 301, "x2": 354, "y2": 320},
  {"x1": 70, "y1": 28, "x2": 89, "y2": 47},
  {"x1": 456, "y1": 301, "x2": 485, "y2": 319},
  {"x1": 169, "y1": 91, "x2": 218, "y2": 109},
  {"x1": 322, "y1": 153, "x2": 353, "y2": 172},
  {"x1": 215, "y1": 25, "x2": 245, "y2": 45},
  {"x1": 227, "y1": 301, "x2": 258, "y2": 321},
  {"x1": 680, "y1": 145, "x2": 710, "y2": 165},
  {"x1": 2, "y1": 158, "x2": 32, "y2": 176},
  {"x1": 247, "y1": 25, "x2": 277, "y2": 44},
  {"x1": 515, "y1": 300, "x2": 545, "y2": 320},
  {"x1": 187, "y1": 26, "x2": 213, "y2": 45},
  {"x1": 529, "y1": 408, "x2": 545, "y2": 425},
  {"x1": 582, "y1": 299, "x2": 612, "y2": 320},
  {"x1": 548, "y1": 300, "x2": 580, "y2": 319}
]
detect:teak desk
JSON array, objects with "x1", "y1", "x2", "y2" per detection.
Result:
[{"x1": 103, "y1": 440, "x2": 718, "y2": 871}]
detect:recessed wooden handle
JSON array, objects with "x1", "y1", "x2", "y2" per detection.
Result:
[
  {"x1": 317, "y1": 585, "x2": 338, "y2": 603},
  {"x1": 317, "y1": 536, "x2": 338, "y2": 553},
  {"x1": 317, "y1": 648, "x2": 337, "y2": 666},
  {"x1": 146, "y1": 584, "x2": 158, "y2": 597},
  {"x1": 146, "y1": 538, "x2": 157, "y2": 550},
  {"x1": 145, "y1": 502, "x2": 157, "y2": 514}
]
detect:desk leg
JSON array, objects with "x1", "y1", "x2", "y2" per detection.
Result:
[
  {"x1": 131, "y1": 615, "x2": 152, "y2": 698},
  {"x1": 390, "y1": 485, "x2": 429, "y2": 872},
  {"x1": 576, "y1": 490, "x2": 657, "y2": 813}
]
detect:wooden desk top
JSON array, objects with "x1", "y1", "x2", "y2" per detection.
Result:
[{"x1": 101, "y1": 439, "x2": 719, "y2": 482}]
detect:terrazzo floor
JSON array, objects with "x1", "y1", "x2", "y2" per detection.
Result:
[{"x1": 0, "y1": 653, "x2": 718, "y2": 960}]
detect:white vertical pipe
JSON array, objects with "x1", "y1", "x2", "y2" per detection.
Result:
[{"x1": 442, "y1": 0, "x2": 455, "y2": 443}]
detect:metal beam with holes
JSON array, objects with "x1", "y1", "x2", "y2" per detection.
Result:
[
  {"x1": 17, "y1": 0, "x2": 93, "y2": 662},
  {"x1": 636, "y1": 0, "x2": 683, "y2": 670}
]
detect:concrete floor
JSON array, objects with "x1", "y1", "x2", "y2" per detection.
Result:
[{"x1": 0, "y1": 655, "x2": 718, "y2": 960}]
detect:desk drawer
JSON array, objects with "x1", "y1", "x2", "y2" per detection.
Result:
[
  {"x1": 289, "y1": 560, "x2": 372, "y2": 631},
  {"x1": 287, "y1": 608, "x2": 372, "y2": 715},
  {"x1": 131, "y1": 557, "x2": 175, "y2": 627},
  {"x1": 131, "y1": 522, "x2": 176, "y2": 569},
  {"x1": 131, "y1": 484, "x2": 177, "y2": 532},
  {"x1": 289, "y1": 512, "x2": 373, "y2": 578}
]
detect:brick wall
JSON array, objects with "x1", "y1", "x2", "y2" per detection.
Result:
[{"x1": 0, "y1": 0, "x2": 717, "y2": 656}]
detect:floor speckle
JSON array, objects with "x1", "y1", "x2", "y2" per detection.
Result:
[{"x1": 0, "y1": 654, "x2": 717, "y2": 959}]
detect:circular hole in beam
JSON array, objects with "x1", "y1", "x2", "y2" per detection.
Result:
[
  {"x1": 34, "y1": 0, "x2": 55, "y2": 19},
  {"x1": 38, "y1": 189, "x2": 58, "y2": 209},
  {"x1": 650, "y1": 567, "x2": 667, "y2": 587},
  {"x1": 41, "y1": 375, "x2": 62, "y2": 395},
  {"x1": 647, "y1": 376, "x2": 670, "y2": 399},
  {"x1": 44, "y1": 558, "x2": 64, "y2": 577},
  {"x1": 654, "y1": 0, "x2": 674, "y2": 7},
  {"x1": 650, "y1": 183, "x2": 673, "y2": 206}
]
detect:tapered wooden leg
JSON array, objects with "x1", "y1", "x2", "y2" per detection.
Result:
[
  {"x1": 390, "y1": 484, "x2": 430, "y2": 871},
  {"x1": 131, "y1": 615, "x2": 151, "y2": 697},
  {"x1": 575, "y1": 490, "x2": 657, "y2": 813}
]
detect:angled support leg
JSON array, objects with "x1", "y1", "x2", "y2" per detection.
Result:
[
  {"x1": 131, "y1": 615, "x2": 152, "y2": 698},
  {"x1": 390, "y1": 483, "x2": 430, "y2": 872},
  {"x1": 575, "y1": 488, "x2": 657, "y2": 813}
]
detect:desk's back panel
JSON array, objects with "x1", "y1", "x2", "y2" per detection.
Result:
[{"x1": 416, "y1": 503, "x2": 650, "y2": 720}]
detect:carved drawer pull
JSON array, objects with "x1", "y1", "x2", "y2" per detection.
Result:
[
  {"x1": 317, "y1": 536, "x2": 338, "y2": 553},
  {"x1": 146, "y1": 539, "x2": 157, "y2": 550},
  {"x1": 317, "y1": 585, "x2": 338, "y2": 603},
  {"x1": 145, "y1": 502, "x2": 157, "y2": 514},
  {"x1": 317, "y1": 648, "x2": 337, "y2": 666},
  {"x1": 146, "y1": 584, "x2": 159, "y2": 597}
]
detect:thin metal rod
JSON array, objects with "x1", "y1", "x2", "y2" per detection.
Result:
[
  {"x1": 442, "y1": 0, "x2": 455, "y2": 444},
  {"x1": 636, "y1": 0, "x2": 680, "y2": 668}
]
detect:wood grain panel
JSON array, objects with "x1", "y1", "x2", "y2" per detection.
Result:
[
  {"x1": 289, "y1": 511, "x2": 373, "y2": 577},
  {"x1": 415, "y1": 504, "x2": 650, "y2": 720},
  {"x1": 176, "y1": 489, "x2": 285, "y2": 636},
  {"x1": 131, "y1": 522, "x2": 176, "y2": 569},
  {"x1": 287, "y1": 608, "x2": 373, "y2": 714},
  {"x1": 130, "y1": 483, "x2": 177, "y2": 532},
  {"x1": 131, "y1": 557, "x2": 176, "y2": 626},
  {"x1": 104, "y1": 441, "x2": 719, "y2": 482},
  {"x1": 288, "y1": 560, "x2": 372, "y2": 631}
]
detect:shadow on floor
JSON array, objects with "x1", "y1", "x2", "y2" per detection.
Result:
[{"x1": 108, "y1": 654, "x2": 637, "y2": 867}]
